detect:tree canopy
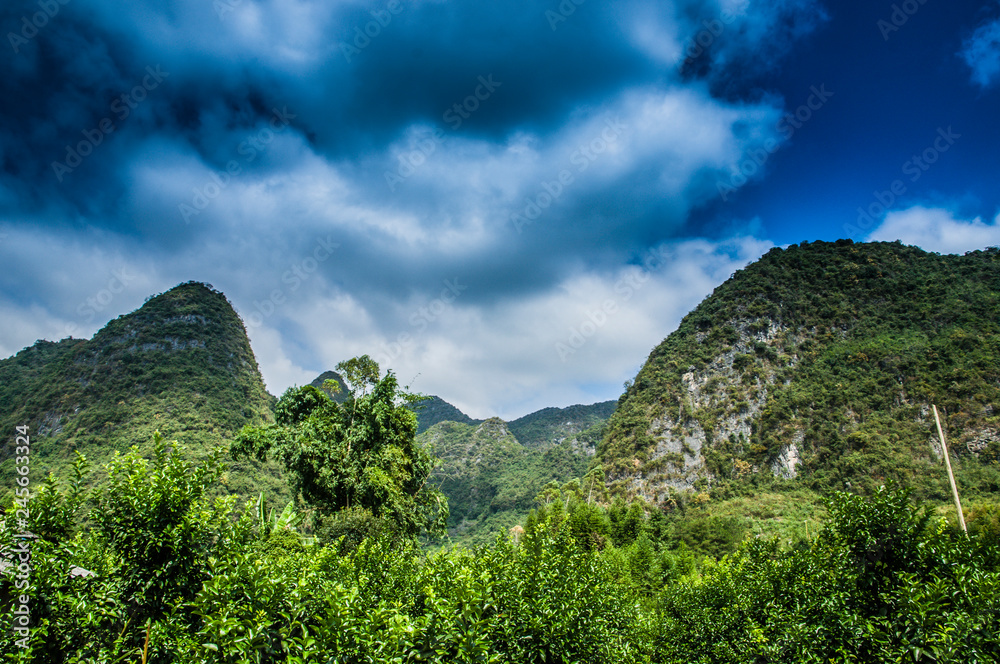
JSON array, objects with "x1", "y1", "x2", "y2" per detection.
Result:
[{"x1": 231, "y1": 356, "x2": 448, "y2": 542}]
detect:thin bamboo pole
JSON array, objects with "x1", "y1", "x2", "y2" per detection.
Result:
[{"x1": 933, "y1": 405, "x2": 967, "y2": 533}]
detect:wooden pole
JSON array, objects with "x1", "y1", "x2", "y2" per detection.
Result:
[{"x1": 933, "y1": 405, "x2": 967, "y2": 533}]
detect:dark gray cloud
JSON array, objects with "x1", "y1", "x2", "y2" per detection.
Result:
[{"x1": 2, "y1": 0, "x2": 824, "y2": 224}]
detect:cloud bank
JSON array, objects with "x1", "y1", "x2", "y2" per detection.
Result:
[
  {"x1": 867, "y1": 206, "x2": 1000, "y2": 255},
  {"x1": 1, "y1": 0, "x2": 834, "y2": 416}
]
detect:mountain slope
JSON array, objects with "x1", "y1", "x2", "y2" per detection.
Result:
[
  {"x1": 0, "y1": 281, "x2": 286, "y2": 502},
  {"x1": 419, "y1": 403, "x2": 613, "y2": 544},
  {"x1": 508, "y1": 401, "x2": 616, "y2": 449},
  {"x1": 410, "y1": 395, "x2": 480, "y2": 434},
  {"x1": 601, "y1": 240, "x2": 1000, "y2": 503}
]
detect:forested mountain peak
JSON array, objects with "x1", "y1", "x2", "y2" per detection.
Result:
[
  {"x1": 408, "y1": 395, "x2": 480, "y2": 434},
  {"x1": 310, "y1": 370, "x2": 350, "y2": 403},
  {"x1": 0, "y1": 280, "x2": 280, "y2": 502},
  {"x1": 601, "y1": 240, "x2": 1000, "y2": 502}
]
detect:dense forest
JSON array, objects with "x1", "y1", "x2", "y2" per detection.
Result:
[{"x1": 1, "y1": 368, "x2": 998, "y2": 662}]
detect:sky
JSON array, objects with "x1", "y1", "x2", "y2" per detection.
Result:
[{"x1": 1, "y1": 0, "x2": 998, "y2": 420}]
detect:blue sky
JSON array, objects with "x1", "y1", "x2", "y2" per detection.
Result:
[{"x1": 1, "y1": 0, "x2": 998, "y2": 419}]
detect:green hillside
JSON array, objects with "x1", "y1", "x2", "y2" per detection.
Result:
[
  {"x1": 410, "y1": 395, "x2": 480, "y2": 434},
  {"x1": 601, "y1": 240, "x2": 1000, "y2": 507},
  {"x1": 0, "y1": 281, "x2": 287, "y2": 504},
  {"x1": 420, "y1": 403, "x2": 613, "y2": 545},
  {"x1": 509, "y1": 400, "x2": 617, "y2": 448}
]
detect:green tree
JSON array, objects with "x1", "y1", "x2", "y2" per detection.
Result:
[
  {"x1": 535, "y1": 480, "x2": 562, "y2": 505},
  {"x1": 583, "y1": 465, "x2": 607, "y2": 504},
  {"x1": 232, "y1": 356, "x2": 448, "y2": 543},
  {"x1": 26, "y1": 451, "x2": 89, "y2": 543},
  {"x1": 90, "y1": 433, "x2": 251, "y2": 623}
]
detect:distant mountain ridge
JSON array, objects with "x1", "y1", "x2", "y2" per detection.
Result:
[
  {"x1": 509, "y1": 401, "x2": 617, "y2": 449},
  {"x1": 305, "y1": 376, "x2": 616, "y2": 446},
  {"x1": 402, "y1": 398, "x2": 615, "y2": 543},
  {"x1": 419, "y1": 416, "x2": 597, "y2": 544},
  {"x1": 410, "y1": 395, "x2": 480, "y2": 434}
]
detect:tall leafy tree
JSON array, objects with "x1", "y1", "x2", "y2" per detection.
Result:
[{"x1": 232, "y1": 356, "x2": 448, "y2": 542}]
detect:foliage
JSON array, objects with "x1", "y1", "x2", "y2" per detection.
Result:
[
  {"x1": 89, "y1": 433, "x2": 250, "y2": 624},
  {"x1": 649, "y1": 485, "x2": 1000, "y2": 662},
  {"x1": 3, "y1": 436, "x2": 1000, "y2": 664},
  {"x1": 25, "y1": 452, "x2": 89, "y2": 543},
  {"x1": 0, "y1": 434, "x2": 257, "y2": 663},
  {"x1": 232, "y1": 358, "x2": 448, "y2": 543}
]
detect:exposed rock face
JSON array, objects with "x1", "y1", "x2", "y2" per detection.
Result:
[
  {"x1": 966, "y1": 430, "x2": 996, "y2": 456},
  {"x1": 475, "y1": 417, "x2": 511, "y2": 440},
  {"x1": 771, "y1": 439, "x2": 802, "y2": 480},
  {"x1": 620, "y1": 317, "x2": 789, "y2": 499}
]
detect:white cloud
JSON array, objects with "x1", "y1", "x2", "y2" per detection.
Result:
[
  {"x1": 866, "y1": 206, "x2": 1000, "y2": 254},
  {"x1": 0, "y1": 224, "x2": 157, "y2": 342},
  {"x1": 252, "y1": 234, "x2": 773, "y2": 419},
  {"x1": 0, "y1": 301, "x2": 66, "y2": 360},
  {"x1": 244, "y1": 325, "x2": 317, "y2": 396},
  {"x1": 379, "y1": 83, "x2": 787, "y2": 248},
  {"x1": 961, "y1": 12, "x2": 1000, "y2": 89},
  {"x1": 86, "y1": 0, "x2": 346, "y2": 74}
]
